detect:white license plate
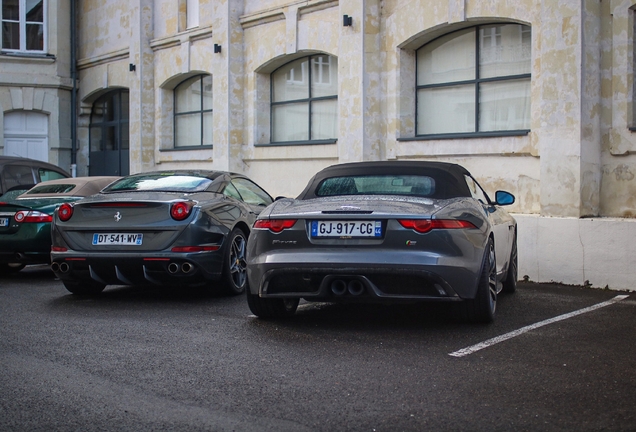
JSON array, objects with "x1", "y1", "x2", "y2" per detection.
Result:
[
  {"x1": 92, "y1": 233, "x2": 143, "y2": 245},
  {"x1": 0, "y1": 218, "x2": 8, "y2": 227},
  {"x1": 311, "y1": 220, "x2": 382, "y2": 238}
]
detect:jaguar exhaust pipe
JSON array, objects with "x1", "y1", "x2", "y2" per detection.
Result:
[
  {"x1": 347, "y1": 279, "x2": 365, "y2": 296},
  {"x1": 331, "y1": 279, "x2": 347, "y2": 296},
  {"x1": 181, "y1": 262, "x2": 193, "y2": 274},
  {"x1": 59, "y1": 262, "x2": 70, "y2": 273},
  {"x1": 168, "y1": 262, "x2": 180, "y2": 274}
]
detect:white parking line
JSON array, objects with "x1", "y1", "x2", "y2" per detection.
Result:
[{"x1": 449, "y1": 295, "x2": 630, "y2": 358}]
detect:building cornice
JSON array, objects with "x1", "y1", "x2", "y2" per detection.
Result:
[
  {"x1": 239, "y1": 0, "x2": 339, "y2": 29},
  {"x1": 77, "y1": 48, "x2": 129, "y2": 70}
]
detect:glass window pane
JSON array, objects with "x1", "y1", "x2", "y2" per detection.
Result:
[
  {"x1": 104, "y1": 94, "x2": 115, "y2": 122},
  {"x1": 417, "y1": 28, "x2": 475, "y2": 85},
  {"x1": 480, "y1": 24, "x2": 531, "y2": 79},
  {"x1": 311, "y1": 99, "x2": 338, "y2": 140},
  {"x1": 272, "y1": 103, "x2": 309, "y2": 142},
  {"x1": 104, "y1": 126, "x2": 116, "y2": 150},
  {"x1": 2, "y1": 0, "x2": 19, "y2": 21},
  {"x1": 26, "y1": 0, "x2": 43, "y2": 23},
  {"x1": 2, "y1": 22, "x2": 20, "y2": 50},
  {"x1": 273, "y1": 58, "x2": 309, "y2": 102},
  {"x1": 202, "y1": 75, "x2": 213, "y2": 110},
  {"x1": 479, "y1": 79, "x2": 531, "y2": 131},
  {"x1": 202, "y1": 111, "x2": 213, "y2": 145},
  {"x1": 175, "y1": 76, "x2": 202, "y2": 113},
  {"x1": 175, "y1": 114, "x2": 201, "y2": 147},
  {"x1": 233, "y1": 178, "x2": 273, "y2": 206},
  {"x1": 311, "y1": 55, "x2": 338, "y2": 98},
  {"x1": 3, "y1": 165, "x2": 35, "y2": 190},
  {"x1": 90, "y1": 126, "x2": 102, "y2": 151},
  {"x1": 26, "y1": 23, "x2": 43, "y2": 51},
  {"x1": 417, "y1": 85, "x2": 475, "y2": 135},
  {"x1": 120, "y1": 122, "x2": 129, "y2": 149}
]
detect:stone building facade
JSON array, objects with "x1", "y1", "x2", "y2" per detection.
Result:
[
  {"x1": 1, "y1": 0, "x2": 72, "y2": 170},
  {"x1": 3, "y1": 0, "x2": 636, "y2": 290}
]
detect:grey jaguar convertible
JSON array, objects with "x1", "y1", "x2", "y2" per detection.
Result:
[
  {"x1": 246, "y1": 161, "x2": 517, "y2": 323},
  {"x1": 50, "y1": 171, "x2": 273, "y2": 295}
]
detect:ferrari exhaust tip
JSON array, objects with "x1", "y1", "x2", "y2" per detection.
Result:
[
  {"x1": 347, "y1": 279, "x2": 365, "y2": 296},
  {"x1": 331, "y1": 279, "x2": 347, "y2": 296},
  {"x1": 51, "y1": 262, "x2": 59, "y2": 272},
  {"x1": 181, "y1": 262, "x2": 193, "y2": 273},
  {"x1": 168, "y1": 263, "x2": 179, "y2": 274},
  {"x1": 59, "y1": 262, "x2": 70, "y2": 273}
]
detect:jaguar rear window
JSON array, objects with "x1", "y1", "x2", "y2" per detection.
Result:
[
  {"x1": 316, "y1": 175, "x2": 436, "y2": 197},
  {"x1": 25, "y1": 184, "x2": 76, "y2": 195}
]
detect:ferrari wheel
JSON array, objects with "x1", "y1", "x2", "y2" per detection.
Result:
[
  {"x1": 246, "y1": 291, "x2": 299, "y2": 319},
  {"x1": 62, "y1": 280, "x2": 105, "y2": 296},
  {"x1": 0, "y1": 263, "x2": 26, "y2": 274},
  {"x1": 502, "y1": 232, "x2": 517, "y2": 294},
  {"x1": 222, "y1": 228, "x2": 248, "y2": 295},
  {"x1": 461, "y1": 238, "x2": 497, "y2": 324}
]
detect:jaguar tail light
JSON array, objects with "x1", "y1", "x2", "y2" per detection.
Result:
[
  {"x1": 14, "y1": 210, "x2": 53, "y2": 223},
  {"x1": 58, "y1": 203, "x2": 74, "y2": 222},
  {"x1": 170, "y1": 201, "x2": 195, "y2": 221},
  {"x1": 253, "y1": 219, "x2": 297, "y2": 233},
  {"x1": 398, "y1": 219, "x2": 476, "y2": 234}
]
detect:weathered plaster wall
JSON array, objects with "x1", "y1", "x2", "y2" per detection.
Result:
[
  {"x1": 517, "y1": 214, "x2": 636, "y2": 290},
  {"x1": 78, "y1": 0, "x2": 130, "y2": 61}
]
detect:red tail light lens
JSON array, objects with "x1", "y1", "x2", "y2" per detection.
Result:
[
  {"x1": 398, "y1": 219, "x2": 476, "y2": 234},
  {"x1": 171, "y1": 245, "x2": 220, "y2": 252},
  {"x1": 14, "y1": 210, "x2": 53, "y2": 223},
  {"x1": 253, "y1": 219, "x2": 297, "y2": 233},
  {"x1": 58, "y1": 203, "x2": 74, "y2": 221},
  {"x1": 170, "y1": 201, "x2": 195, "y2": 221}
]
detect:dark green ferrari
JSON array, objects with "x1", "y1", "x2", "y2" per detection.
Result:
[{"x1": 0, "y1": 177, "x2": 119, "y2": 273}]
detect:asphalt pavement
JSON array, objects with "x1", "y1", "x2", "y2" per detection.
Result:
[{"x1": 1, "y1": 265, "x2": 635, "y2": 431}]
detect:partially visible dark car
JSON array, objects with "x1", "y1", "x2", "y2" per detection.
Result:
[
  {"x1": 0, "y1": 176, "x2": 119, "y2": 273},
  {"x1": 246, "y1": 161, "x2": 518, "y2": 323},
  {"x1": 0, "y1": 156, "x2": 70, "y2": 196},
  {"x1": 50, "y1": 170, "x2": 273, "y2": 296}
]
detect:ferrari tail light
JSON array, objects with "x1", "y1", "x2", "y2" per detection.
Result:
[
  {"x1": 398, "y1": 219, "x2": 477, "y2": 234},
  {"x1": 14, "y1": 210, "x2": 53, "y2": 223},
  {"x1": 170, "y1": 201, "x2": 195, "y2": 221},
  {"x1": 253, "y1": 219, "x2": 297, "y2": 233},
  {"x1": 58, "y1": 203, "x2": 74, "y2": 221}
]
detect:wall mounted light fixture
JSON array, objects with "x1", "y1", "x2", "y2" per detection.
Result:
[
  {"x1": 214, "y1": 44, "x2": 222, "y2": 53},
  {"x1": 129, "y1": 63, "x2": 136, "y2": 72},
  {"x1": 343, "y1": 15, "x2": 352, "y2": 26}
]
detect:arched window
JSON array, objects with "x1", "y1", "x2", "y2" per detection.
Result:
[
  {"x1": 416, "y1": 24, "x2": 531, "y2": 137},
  {"x1": 174, "y1": 74, "x2": 212, "y2": 148},
  {"x1": 271, "y1": 54, "x2": 338, "y2": 144}
]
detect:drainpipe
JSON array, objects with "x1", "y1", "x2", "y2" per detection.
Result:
[{"x1": 70, "y1": 0, "x2": 77, "y2": 177}]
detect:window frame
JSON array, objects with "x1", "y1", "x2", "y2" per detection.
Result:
[
  {"x1": 173, "y1": 74, "x2": 213, "y2": 149},
  {"x1": 268, "y1": 54, "x2": 338, "y2": 146},
  {"x1": 1, "y1": 0, "x2": 47, "y2": 53},
  {"x1": 414, "y1": 24, "x2": 531, "y2": 140},
  {"x1": 89, "y1": 89, "x2": 130, "y2": 153}
]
